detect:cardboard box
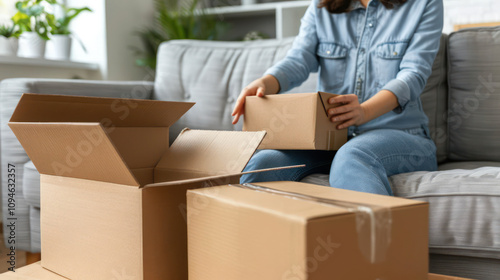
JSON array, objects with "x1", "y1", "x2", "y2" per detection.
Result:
[
  {"x1": 0, "y1": 263, "x2": 470, "y2": 280},
  {"x1": 187, "y1": 181, "x2": 429, "y2": 280},
  {"x1": 8, "y1": 94, "x2": 268, "y2": 280},
  {"x1": 428, "y1": 274, "x2": 475, "y2": 280},
  {"x1": 0, "y1": 262, "x2": 67, "y2": 279},
  {"x1": 243, "y1": 92, "x2": 348, "y2": 150}
]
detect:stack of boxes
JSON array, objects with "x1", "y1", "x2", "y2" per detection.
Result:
[{"x1": 5, "y1": 93, "x2": 473, "y2": 280}]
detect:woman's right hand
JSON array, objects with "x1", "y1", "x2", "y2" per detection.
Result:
[{"x1": 232, "y1": 75, "x2": 280, "y2": 124}]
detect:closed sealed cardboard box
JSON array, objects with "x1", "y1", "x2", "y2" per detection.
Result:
[
  {"x1": 188, "y1": 181, "x2": 429, "y2": 280},
  {"x1": 243, "y1": 92, "x2": 348, "y2": 150},
  {"x1": 9, "y1": 94, "x2": 267, "y2": 280}
]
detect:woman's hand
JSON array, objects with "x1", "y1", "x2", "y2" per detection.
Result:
[
  {"x1": 328, "y1": 94, "x2": 367, "y2": 130},
  {"x1": 231, "y1": 75, "x2": 280, "y2": 124}
]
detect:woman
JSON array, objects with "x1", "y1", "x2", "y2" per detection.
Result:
[{"x1": 232, "y1": 0, "x2": 443, "y2": 196}]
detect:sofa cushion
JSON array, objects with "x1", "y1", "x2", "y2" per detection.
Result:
[
  {"x1": 154, "y1": 39, "x2": 317, "y2": 141},
  {"x1": 447, "y1": 27, "x2": 500, "y2": 161},
  {"x1": 420, "y1": 34, "x2": 448, "y2": 163},
  {"x1": 23, "y1": 161, "x2": 41, "y2": 208},
  {"x1": 390, "y1": 166, "x2": 500, "y2": 259}
]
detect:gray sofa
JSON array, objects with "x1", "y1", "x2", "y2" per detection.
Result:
[{"x1": 1, "y1": 26, "x2": 499, "y2": 279}]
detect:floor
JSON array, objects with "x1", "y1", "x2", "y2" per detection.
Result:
[{"x1": 0, "y1": 223, "x2": 27, "y2": 273}]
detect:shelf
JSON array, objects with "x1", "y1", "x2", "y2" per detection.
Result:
[
  {"x1": 0, "y1": 55, "x2": 100, "y2": 71},
  {"x1": 204, "y1": 1, "x2": 310, "y2": 18}
]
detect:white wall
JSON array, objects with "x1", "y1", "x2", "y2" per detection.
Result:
[
  {"x1": 443, "y1": 0, "x2": 500, "y2": 34},
  {"x1": 68, "y1": 0, "x2": 156, "y2": 81},
  {"x1": 104, "y1": 0, "x2": 155, "y2": 81}
]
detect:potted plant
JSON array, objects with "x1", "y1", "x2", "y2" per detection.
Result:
[
  {"x1": 13, "y1": 0, "x2": 55, "y2": 58},
  {"x1": 45, "y1": 3, "x2": 91, "y2": 60},
  {"x1": 0, "y1": 23, "x2": 21, "y2": 56},
  {"x1": 134, "y1": 0, "x2": 227, "y2": 71}
]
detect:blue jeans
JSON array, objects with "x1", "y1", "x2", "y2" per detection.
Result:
[{"x1": 240, "y1": 128, "x2": 438, "y2": 196}]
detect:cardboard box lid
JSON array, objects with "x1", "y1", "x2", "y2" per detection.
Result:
[
  {"x1": 10, "y1": 122, "x2": 141, "y2": 186},
  {"x1": 189, "y1": 181, "x2": 427, "y2": 221},
  {"x1": 7, "y1": 93, "x2": 193, "y2": 186},
  {"x1": 155, "y1": 128, "x2": 266, "y2": 175},
  {"x1": 9, "y1": 93, "x2": 194, "y2": 127}
]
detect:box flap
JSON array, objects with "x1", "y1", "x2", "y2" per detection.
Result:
[
  {"x1": 143, "y1": 165, "x2": 304, "y2": 188},
  {"x1": 9, "y1": 122, "x2": 139, "y2": 186},
  {"x1": 10, "y1": 93, "x2": 194, "y2": 127},
  {"x1": 317, "y1": 91, "x2": 341, "y2": 117},
  {"x1": 155, "y1": 129, "x2": 266, "y2": 176}
]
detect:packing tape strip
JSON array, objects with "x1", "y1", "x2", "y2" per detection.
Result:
[{"x1": 230, "y1": 183, "x2": 393, "y2": 264}]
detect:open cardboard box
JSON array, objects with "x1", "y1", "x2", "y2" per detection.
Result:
[
  {"x1": 243, "y1": 92, "x2": 348, "y2": 150},
  {"x1": 8, "y1": 93, "x2": 270, "y2": 280},
  {"x1": 188, "y1": 181, "x2": 430, "y2": 280}
]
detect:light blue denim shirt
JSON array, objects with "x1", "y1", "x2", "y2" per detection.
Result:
[{"x1": 265, "y1": 0, "x2": 444, "y2": 136}]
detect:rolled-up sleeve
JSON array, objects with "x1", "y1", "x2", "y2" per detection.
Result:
[
  {"x1": 264, "y1": 0, "x2": 319, "y2": 93},
  {"x1": 382, "y1": 0, "x2": 443, "y2": 113}
]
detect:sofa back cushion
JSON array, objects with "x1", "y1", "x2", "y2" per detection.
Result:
[
  {"x1": 154, "y1": 38, "x2": 317, "y2": 141},
  {"x1": 447, "y1": 27, "x2": 500, "y2": 161},
  {"x1": 420, "y1": 34, "x2": 448, "y2": 163}
]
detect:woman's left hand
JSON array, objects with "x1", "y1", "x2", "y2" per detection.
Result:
[{"x1": 328, "y1": 94, "x2": 367, "y2": 130}]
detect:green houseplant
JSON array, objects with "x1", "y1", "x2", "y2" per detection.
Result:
[
  {"x1": 134, "y1": 0, "x2": 227, "y2": 70},
  {"x1": 13, "y1": 0, "x2": 56, "y2": 58},
  {"x1": 0, "y1": 23, "x2": 21, "y2": 56},
  {"x1": 45, "y1": 3, "x2": 92, "y2": 60}
]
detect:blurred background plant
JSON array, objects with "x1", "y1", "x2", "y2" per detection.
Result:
[
  {"x1": 46, "y1": 4, "x2": 91, "y2": 35},
  {"x1": 12, "y1": 0, "x2": 56, "y2": 40},
  {"x1": 242, "y1": 30, "x2": 269, "y2": 41},
  {"x1": 133, "y1": 0, "x2": 229, "y2": 70},
  {"x1": 0, "y1": 21, "x2": 21, "y2": 38}
]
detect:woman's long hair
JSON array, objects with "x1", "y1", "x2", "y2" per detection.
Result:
[{"x1": 318, "y1": 0, "x2": 408, "y2": 14}]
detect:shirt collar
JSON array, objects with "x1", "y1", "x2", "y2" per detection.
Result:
[{"x1": 351, "y1": 0, "x2": 378, "y2": 10}]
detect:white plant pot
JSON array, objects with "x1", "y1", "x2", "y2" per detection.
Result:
[
  {"x1": 45, "y1": 34, "x2": 72, "y2": 61},
  {"x1": 17, "y1": 32, "x2": 46, "y2": 58},
  {"x1": 0, "y1": 37, "x2": 18, "y2": 56}
]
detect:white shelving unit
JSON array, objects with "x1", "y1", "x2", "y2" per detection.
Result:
[
  {"x1": 0, "y1": 56, "x2": 99, "y2": 70},
  {"x1": 205, "y1": 1, "x2": 310, "y2": 40}
]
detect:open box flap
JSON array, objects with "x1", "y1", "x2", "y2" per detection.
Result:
[
  {"x1": 8, "y1": 122, "x2": 139, "y2": 186},
  {"x1": 10, "y1": 93, "x2": 194, "y2": 127},
  {"x1": 155, "y1": 129, "x2": 266, "y2": 176},
  {"x1": 143, "y1": 165, "x2": 304, "y2": 189},
  {"x1": 317, "y1": 91, "x2": 341, "y2": 118}
]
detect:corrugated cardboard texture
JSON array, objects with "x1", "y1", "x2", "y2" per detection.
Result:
[
  {"x1": 188, "y1": 182, "x2": 428, "y2": 280},
  {"x1": 155, "y1": 129, "x2": 266, "y2": 176},
  {"x1": 243, "y1": 92, "x2": 347, "y2": 150},
  {"x1": 9, "y1": 93, "x2": 194, "y2": 127},
  {"x1": 9, "y1": 123, "x2": 139, "y2": 186},
  {"x1": 41, "y1": 175, "x2": 143, "y2": 280}
]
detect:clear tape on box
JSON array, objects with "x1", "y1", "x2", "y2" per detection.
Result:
[{"x1": 230, "y1": 183, "x2": 393, "y2": 264}]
